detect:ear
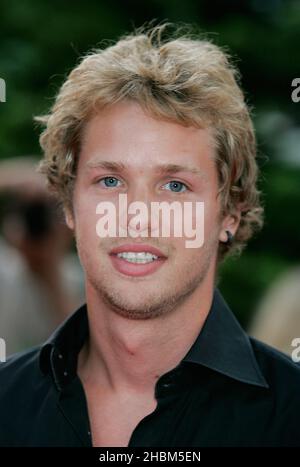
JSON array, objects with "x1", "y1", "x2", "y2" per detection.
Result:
[
  {"x1": 219, "y1": 210, "x2": 241, "y2": 243},
  {"x1": 64, "y1": 207, "x2": 75, "y2": 231}
]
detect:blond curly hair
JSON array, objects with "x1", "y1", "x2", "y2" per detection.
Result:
[{"x1": 36, "y1": 23, "x2": 263, "y2": 262}]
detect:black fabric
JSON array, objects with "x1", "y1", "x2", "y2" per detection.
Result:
[{"x1": 1, "y1": 288, "x2": 300, "y2": 447}]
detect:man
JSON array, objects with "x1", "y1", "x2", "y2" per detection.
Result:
[{"x1": 0, "y1": 24, "x2": 299, "y2": 447}]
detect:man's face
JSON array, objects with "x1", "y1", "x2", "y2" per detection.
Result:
[{"x1": 67, "y1": 100, "x2": 232, "y2": 319}]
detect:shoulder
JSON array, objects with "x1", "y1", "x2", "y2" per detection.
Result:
[
  {"x1": 0, "y1": 346, "x2": 44, "y2": 398},
  {"x1": 250, "y1": 337, "x2": 300, "y2": 443},
  {"x1": 0, "y1": 346, "x2": 58, "y2": 446},
  {"x1": 250, "y1": 336, "x2": 300, "y2": 388}
]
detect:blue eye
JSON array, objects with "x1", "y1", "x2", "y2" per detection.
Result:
[
  {"x1": 100, "y1": 177, "x2": 121, "y2": 188},
  {"x1": 163, "y1": 181, "x2": 187, "y2": 193}
]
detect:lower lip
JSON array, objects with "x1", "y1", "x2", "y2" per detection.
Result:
[{"x1": 109, "y1": 254, "x2": 166, "y2": 277}]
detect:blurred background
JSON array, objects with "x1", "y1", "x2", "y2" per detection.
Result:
[{"x1": 0, "y1": 0, "x2": 299, "y2": 355}]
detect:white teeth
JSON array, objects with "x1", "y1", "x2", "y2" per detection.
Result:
[{"x1": 116, "y1": 251, "x2": 158, "y2": 263}]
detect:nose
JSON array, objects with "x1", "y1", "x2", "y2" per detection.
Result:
[{"x1": 118, "y1": 181, "x2": 160, "y2": 238}]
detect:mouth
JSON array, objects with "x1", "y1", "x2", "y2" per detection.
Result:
[{"x1": 109, "y1": 243, "x2": 167, "y2": 277}]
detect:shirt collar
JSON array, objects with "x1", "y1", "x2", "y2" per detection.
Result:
[
  {"x1": 39, "y1": 288, "x2": 268, "y2": 390},
  {"x1": 39, "y1": 305, "x2": 89, "y2": 390},
  {"x1": 183, "y1": 289, "x2": 268, "y2": 388}
]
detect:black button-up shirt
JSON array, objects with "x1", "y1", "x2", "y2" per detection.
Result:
[{"x1": 1, "y1": 289, "x2": 300, "y2": 447}]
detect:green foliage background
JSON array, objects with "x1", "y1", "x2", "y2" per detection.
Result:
[{"x1": 0, "y1": 0, "x2": 299, "y2": 327}]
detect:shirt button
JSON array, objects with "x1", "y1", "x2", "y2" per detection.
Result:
[
  {"x1": 63, "y1": 371, "x2": 68, "y2": 377},
  {"x1": 58, "y1": 354, "x2": 63, "y2": 360},
  {"x1": 162, "y1": 376, "x2": 173, "y2": 388}
]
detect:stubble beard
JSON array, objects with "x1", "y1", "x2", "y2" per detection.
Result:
[{"x1": 85, "y1": 238, "x2": 218, "y2": 321}]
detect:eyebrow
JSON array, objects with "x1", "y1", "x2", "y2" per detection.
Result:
[
  {"x1": 86, "y1": 161, "x2": 127, "y2": 171},
  {"x1": 86, "y1": 160, "x2": 206, "y2": 179},
  {"x1": 154, "y1": 163, "x2": 205, "y2": 178}
]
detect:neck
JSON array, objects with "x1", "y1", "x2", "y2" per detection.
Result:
[{"x1": 78, "y1": 276, "x2": 214, "y2": 396}]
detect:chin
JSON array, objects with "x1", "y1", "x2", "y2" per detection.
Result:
[{"x1": 115, "y1": 291, "x2": 157, "y2": 310}]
